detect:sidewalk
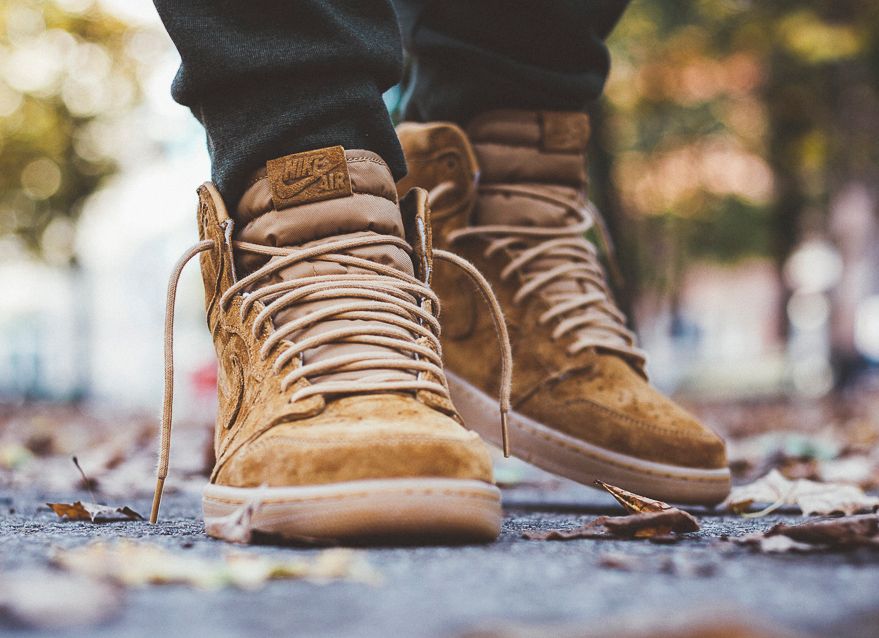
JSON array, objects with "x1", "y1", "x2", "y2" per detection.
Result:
[
  {"x1": 2, "y1": 396, "x2": 879, "y2": 637},
  {"x1": 3, "y1": 480, "x2": 879, "y2": 638}
]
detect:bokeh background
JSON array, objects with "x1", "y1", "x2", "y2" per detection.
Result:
[{"x1": 1, "y1": 0, "x2": 878, "y2": 420}]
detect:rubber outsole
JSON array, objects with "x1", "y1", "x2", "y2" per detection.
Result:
[
  {"x1": 446, "y1": 371, "x2": 731, "y2": 505},
  {"x1": 203, "y1": 478, "x2": 502, "y2": 543}
]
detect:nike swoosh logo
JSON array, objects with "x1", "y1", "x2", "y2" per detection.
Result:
[
  {"x1": 282, "y1": 161, "x2": 343, "y2": 196},
  {"x1": 282, "y1": 173, "x2": 324, "y2": 197}
]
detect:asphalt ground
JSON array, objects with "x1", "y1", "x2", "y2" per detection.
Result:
[{"x1": 3, "y1": 478, "x2": 878, "y2": 638}]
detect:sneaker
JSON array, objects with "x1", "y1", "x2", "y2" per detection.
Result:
[
  {"x1": 397, "y1": 112, "x2": 731, "y2": 505},
  {"x1": 151, "y1": 146, "x2": 512, "y2": 542}
]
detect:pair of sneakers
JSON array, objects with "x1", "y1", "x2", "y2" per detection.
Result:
[{"x1": 152, "y1": 110, "x2": 730, "y2": 543}]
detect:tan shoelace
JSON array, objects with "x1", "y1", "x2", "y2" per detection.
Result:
[
  {"x1": 150, "y1": 229, "x2": 512, "y2": 523},
  {"x1": 437, "y1": 181, "x2": 645, "y2": 364}
]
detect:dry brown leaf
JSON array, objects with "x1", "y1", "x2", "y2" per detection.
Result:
[
  {"x1": 47, "y1": 501, "x2": 144, "y2": 523},
  {"x1": 767, "y1": 514, "x2": 879, "y2": 547},
  {"x1": 52, "y1": 541, "x2": 381, "y2": 589},
  {"x1": 735, "y1": 514, "x2": 879, "y2": 552},
  {"x1": 523, "y1": 518, "x2": 608, "y2": 541},
  {"x1": 594, "y1": 480, "x2": 671, "y2": 513},
  {"x1": 603, "y1": 508, "x2": 700, "y2": 538},
  {"x1": 523, "y1": 495, "x2": 700, "y2": 542},
  {"x1": 723, "y1": 469, "x2": 879, "y2": 516}
]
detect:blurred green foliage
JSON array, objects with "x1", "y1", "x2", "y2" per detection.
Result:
[
  {"x1": 2, "y1": 0, "x2": 878, "y2": 284},
  {"x1": 597, "y1": 0, "x2": 879, "y2": 295},
  {"x1": 0, "y1": 0, "x2": 144, "y2": 263}
]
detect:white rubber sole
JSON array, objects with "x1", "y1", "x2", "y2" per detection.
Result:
[
  {"x1": 203, "y1": 478, "x2": 502, "y2": 543},
  {"x1": 446, "y1": 371, "x2": 731, "y2": 505}
]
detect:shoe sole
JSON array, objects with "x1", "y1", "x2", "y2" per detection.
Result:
[
  {"x1": 202, "y1": 478, "x2": 502, "y2": 543},
  {"x1": 446, "y1": 371, "x2": 731, "y2": 505}
]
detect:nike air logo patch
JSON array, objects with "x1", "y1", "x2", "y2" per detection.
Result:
[{"x1": 266, "y1": 145, "x2": 352, "y2": 209}]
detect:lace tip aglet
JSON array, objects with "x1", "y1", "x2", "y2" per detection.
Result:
[
  {"x1": 500, "y1": 410, "x2": 511, "y2": 458},
  {"x1": 150, "y1": 477, "x2": 165, "y2": 524}
]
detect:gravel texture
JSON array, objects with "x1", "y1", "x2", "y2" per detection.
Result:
[{"x1": 3, "y1": 481, "x2": 879, "y2": 638}]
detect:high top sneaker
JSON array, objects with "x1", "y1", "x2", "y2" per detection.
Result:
[
  {"x1": 152, "y1": 146, "x2": 511, "y2": 542},
  {"x1": 397, "y1": 112, "x2": 731, "y2": 505}
]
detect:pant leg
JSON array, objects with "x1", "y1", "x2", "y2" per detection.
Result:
[
  {"x1": 154, "y1": 0, "x2": 406, "y2": 204},
  {"x1": 395, "y1": 0, "x2": 630, "y2": 124}
]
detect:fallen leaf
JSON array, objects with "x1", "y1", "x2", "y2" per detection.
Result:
[
  {"x1": 594, "y1": 480, "x2": 671, "y2": 513},
  {"x1": 52, "y1": 541, "x2": 380, "y2": 589},
  {"x1": 603, "y1": 508, "x2": 700, "y2": 538},
  {"x1": 818, "y1": 455, "x2": 879, "y2": 490},
  {"x1": 734, "y1": 514, "x2": 879, "y2": 552},
  {"x1": 595, "y1": 482, "x2": 698, "y2": 539},
  {"x1": 722, "y1": 469, "x2": 879, "y2": 517},
  {"x1": 47, "y1": 501, "x2": 144, "y2": 523},
  {"x1": 523, "y1": 518, "x2": 607, "y2": 541},
  {"x1": 524, "y1": 485, "x2": 700, "y2": 542},
  {"x1": 0, "y1": 570, "x2": 121, "y2": 629},
  {"x1": 767, "y1": 514, "x2": 879, "y2": 547},
  {"x1": 735, "y1": 534, "x2": 818, "y2": 554}
]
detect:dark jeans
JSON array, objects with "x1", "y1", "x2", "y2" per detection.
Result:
[{"x1": 153, "y1": 0, "x2": 629, "y2": 204}]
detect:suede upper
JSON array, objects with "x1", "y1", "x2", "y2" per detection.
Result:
[
  {"x1": 397, "y1": 114, "x2": 728, "y2": 471},
  {"x1": 197, "y1": 148, "x2": 494, "y2": 489}
]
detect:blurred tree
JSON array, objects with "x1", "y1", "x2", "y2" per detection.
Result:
[
  {"x1": 0, "y1": 0, "x2": 145, "y2": 263},
  {"x1": 593, "y1": 0, "x2": 879, "y2": 358},
  {"x1": 0, "y1": 0, "x2": 155, "y2": 401}
]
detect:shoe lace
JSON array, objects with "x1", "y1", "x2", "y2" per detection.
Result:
[
  {"x1": 436, "y1": 181, "x2": 645, "y2": 364},
  {"x1": 150, "y1": 230, "x2": 512, "y2": 523}
]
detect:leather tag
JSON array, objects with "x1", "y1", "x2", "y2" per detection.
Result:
[
  {"x1": 541, "y1": 112, "x2": 591, "y2": 153},
  {"x1": 266, "y1": 146, "x2": 352, "y2": 209}
]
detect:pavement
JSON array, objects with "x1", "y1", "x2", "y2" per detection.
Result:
[{"x1": 3, "y1": 473, "x2": 879, "y2": 638}]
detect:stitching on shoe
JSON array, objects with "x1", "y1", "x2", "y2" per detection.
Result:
[
  {"x1": 242, "y1": 433, "x2": 481, "y2": 456},
  {"x1": 569, "y1": 397, "x2": 711, "y2": 440},
  {"x1": 346, "y1": 155, "x2": 390, "y2": 166},
  {"x1": 205, "y1": 487, "x2": 499, "y2": 506},
  {"x1": 244, "y1": 176, "x2": 397, "y2": 205}
]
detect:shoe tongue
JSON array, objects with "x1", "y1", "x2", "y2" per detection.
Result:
[
  {"x1": 235, "y1": 147, "x2": 405, "y2": 253},
  {"x1": 466, "y1": 110, "x2": 590, "y2": 228},
  {"x1": 231, "y1": 147, "x2": 416, "y2": 386},
  {"x1": 468, "y1": 112, "x2": 633, "y2": 355}
]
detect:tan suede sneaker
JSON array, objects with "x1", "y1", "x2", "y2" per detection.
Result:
[
  {"x1": 397, "y1": 112, "x2": 731, "y2": 505},
  {"x1": 151, "y1": 146, "x2": 512, "y2": 542}
]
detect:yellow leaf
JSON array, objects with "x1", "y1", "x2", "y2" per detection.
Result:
[{"x1": 52, "y1": 541, "x2": 381, "y2": 590}]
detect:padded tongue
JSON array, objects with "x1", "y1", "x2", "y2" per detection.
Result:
[
  {"x1": 466, "y1": 111, "x2": 635, "y2": 355},
  {"x1": 230, "y1": 147, "x2": 417, "y2": 385},
  {"x1": 235, "y1": 148, "x2": 405, "y2": 256},
  {"x1": 466, "y1": 110, "x2": 591, "y2": 229}
]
